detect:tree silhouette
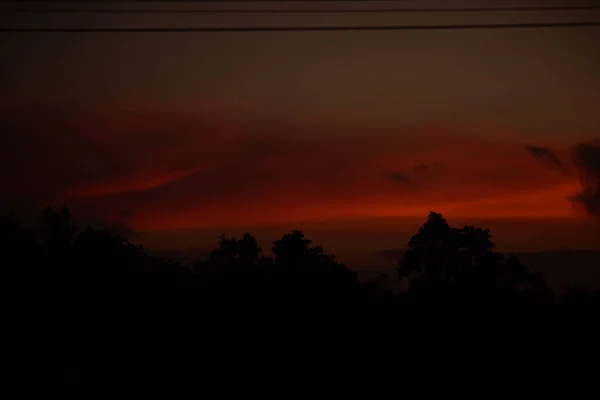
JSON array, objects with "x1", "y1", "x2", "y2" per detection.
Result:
[
  {"x1": 397, "y1": 212, "x2": 458, "y2": 288},
  {"x1": 2, "y1": 205, "x2": 600, "y2": 388},
  {"x1": 561, "y1": 285, "x2": 600, "y2": 308},
  {"x1": 272, "y1": 229, "x2": 313, "y2": 268},
  {"x1": 271, "y1": 230, "x2": 359, "y2": 305},
  {"x1": 73, "y1": 228, "x2": 147, "y2": 289},
  {"x1": 272, "y1": 230, "x2": 348, "y2": 273},
  {"x1": 1, "y1": 212, "x2": 42, "y2": 267},
  {"x1": 38, "y1": 206, "x2": 75, "y2": 259},
  {"x1": 206, "y1": 233, "x2": 265, "y2": 268},
  {"x1": 398, "y1": 212, "x2": 552, "y2": 305},
  {"x1": 1, "y1": 212, "x2": 44, "y2": 299}
]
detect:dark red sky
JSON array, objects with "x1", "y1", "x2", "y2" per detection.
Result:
[{"x1": 1, "y1": 0, "x2": 599, "y2": 261}]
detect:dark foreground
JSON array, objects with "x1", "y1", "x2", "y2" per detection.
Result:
[{"x1": 4, "y1": 208, "x2": 599, "y2": 387}]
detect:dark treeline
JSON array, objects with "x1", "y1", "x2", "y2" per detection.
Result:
[{"x1": 3, "y1": 207, "x2": 599, "y2": 386}]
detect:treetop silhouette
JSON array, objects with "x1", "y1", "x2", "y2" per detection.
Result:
[{"x1": 398, "y1": 211, "x2": 552, "y2": 303}]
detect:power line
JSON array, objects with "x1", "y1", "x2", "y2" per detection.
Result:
[
  {"x1": 9, "y1": 0, "x2": 391, "y2": 1},
  {"x1": 3, "y1": 6, "x2": 600, "y2": 14},
  {"x1": 1, "y1": 0, "x2": 427, "y2": 3},
  {"x1": 2, "y1": 21, "x2": 599, "y2": 32},
  {"x1": 9, "y1": 0, "x2": 597, "y2": 4}
]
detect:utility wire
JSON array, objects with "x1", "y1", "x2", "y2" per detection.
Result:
[
  {"x1": 3, "y1": 6, "x2": 600, "y2": 14},
  {"x1": 2, "y1": 21, "x2": 599, "y2": 32},
  {"x1": 8, "y1": 0, "x2": 433, "y2": 2},
  {"x1": 1, "y1": 0, "x2": 432, "y2": 3}
]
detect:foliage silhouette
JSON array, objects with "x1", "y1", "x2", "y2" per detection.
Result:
[
  {"x1": 3, "y1": 206, "x2": 599, "y2": 387},
  {"x1": 398, "y1": 212, "x2": 553, "y2": 306},
  {"x1": 202, "y1": 233, "x2": 265, "y2": 269},
  {"x1": 38, "y1": 206, "x2": 75, "y2": 259},
  {"x1": 191, "y1": 229, "x2": 360, "y2": 310},
  {"x1": 3, "y1": 207, "x2": 595, "y2": 311}
]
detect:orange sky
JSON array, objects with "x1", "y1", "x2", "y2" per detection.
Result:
[
  {"x1": 0, "y1": 104, "x2": 597, "y2": 257},
  {"x1": 1, "y1": 2, "x2": 598, "y2": 263},
  {"x1": 34, "y1": 108, "x2": 593, "y2": 228}
]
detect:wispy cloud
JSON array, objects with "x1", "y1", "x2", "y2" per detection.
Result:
[
  {"x1": 571, "y1": 141, "x2": 600, "y2": 218},
  {"x1": 62, "y1": 166, "x2": 205, "y2": 199},
  {"x1": 0, "y1": 105, "x2": 583, "y2": 231},
  {"x1": 386, "y1": 172, "x2": 411, "y2": 185},
  {"x1": 524, "y1": 145, "x2": 567, "y2": 173}
]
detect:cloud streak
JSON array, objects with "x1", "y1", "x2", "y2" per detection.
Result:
[
  {"x1": 386, "y1": 172, "x2": 411, "y2": 185},
  {"x1": 571, "y1": 141, "x2": 600, "y2": 218},
  {"x1": 61, "y1": 166, "x2": 206, "y2": 199},
  {"x1": 524, "y1": 145, "x2": 567, "y2": 173},
  {"x1": 0, "y1": 105, "x2": 586, "y2": 232}
]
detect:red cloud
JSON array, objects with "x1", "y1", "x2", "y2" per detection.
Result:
[
  {"x1": 0, "y1": 105, "x2": 588, "y2": 233},
  {"x1": 61, "y1": 166, "x2": 206, "y2": 199}
]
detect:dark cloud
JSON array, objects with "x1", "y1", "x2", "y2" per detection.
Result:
[
  {"x1": 413, "y1": 164, "x2": 439, "y2": 180},
  {"x1": 1, "y1": 105, "x2": 584, "y2": 232},
  {"x1": 386, "y1": 172, "x2": 411, "y2": 185},
  {"x1": 0, "y1": 106, "x2": 243, "y2": 214},
  {"x1": 386, "y1": 164, "x2": 440, "y2": 186},
  {"x1": 0, "y1": 110, "x2": 136, "y2": 204},
  {"x1": 571, "y1": 141, "x2": 600, "y2": 218},
  {"x1": 524, "y1": 145, "x2": 566, "y2": 173}
]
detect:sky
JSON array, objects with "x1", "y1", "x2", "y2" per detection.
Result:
[{"x1": 1, "y1": 0, "x2": 599, "y2": 264}]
